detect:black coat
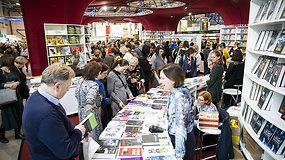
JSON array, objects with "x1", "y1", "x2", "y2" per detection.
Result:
[{"x1": 224, "y1": 61, "x2": 244, "y2": 89}]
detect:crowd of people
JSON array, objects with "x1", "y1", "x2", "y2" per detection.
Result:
[{"x1": 0, "y1": 38, "x2": 244, "y2": 160}]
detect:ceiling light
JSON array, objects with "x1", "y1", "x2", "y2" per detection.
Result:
[
  {"x1": 16, "y1": 3, "x2": 20, "y2": 5},
  {"x1": 103, "y1": 6, "x2": 107, "y2": 11},
  {"x1": 188, "y1": 13, "x2": 192, "y2": 16}
]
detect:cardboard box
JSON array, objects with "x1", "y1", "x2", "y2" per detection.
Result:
[{"x1": 242, "y1": 128, "x2": 263, "y2": 160}]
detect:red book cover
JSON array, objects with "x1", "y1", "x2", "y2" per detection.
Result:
[{"x1": 118, "y1": 147, "x2": 142, "y2": 157}]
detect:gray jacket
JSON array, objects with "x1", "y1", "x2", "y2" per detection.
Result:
[{"x1": 107, "y1": 70, "x2": 131, "y2": 115}]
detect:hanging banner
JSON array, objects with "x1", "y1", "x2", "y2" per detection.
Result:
[{"x1": 200, "y1": 17, "x2": 209, "y2": 31}]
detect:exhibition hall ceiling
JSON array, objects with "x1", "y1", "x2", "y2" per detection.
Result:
[{"x1": 83, "y1": 0, "x2": 250, "y2": 25}]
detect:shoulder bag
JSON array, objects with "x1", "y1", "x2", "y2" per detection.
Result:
[{"x1": 0, "y1": 71, "x2": 17, "y2": 105}]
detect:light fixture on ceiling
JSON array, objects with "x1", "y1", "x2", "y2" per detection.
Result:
[
  {"x1": 16, "y1": 3, "x2": 20, "y2": 5},
  {"x1": 188, "y1": 13, "x2": 192, "y2": 16},
  {"x1": 184, "y1": 6, "x2": 187, "y2": 10},
  {"x1": 103, "y1": 6, "x2": 108, "y2": 11}
]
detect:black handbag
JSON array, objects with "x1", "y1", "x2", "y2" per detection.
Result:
[{"x1": 20, "y1": 83, "x2": 30, "y2": 99}]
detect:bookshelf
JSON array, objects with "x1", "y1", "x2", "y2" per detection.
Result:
[
  {"x1": 220, "y1": 26, "x2": 248, "y2": 51},
  {"x1": 240, "y1": 0, "x2": 285, "y2": 159},
  {"x1": 142, "y1": 31, "x2": 174, "y2": 42},
  {"x1": 44, "y1": 23, "x2": 91, "y2": 65}
]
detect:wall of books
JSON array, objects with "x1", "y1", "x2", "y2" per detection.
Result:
[
  {"x1": 220, "y1": 26, "x2": 248, "y2": 53},
  {"x1": 240, "y1": 0, "x2": 285, "y2": 159},
  {"x1": 142, "y1": 31, "x2": 174, "y2": 43},
  {"x1": 44, "y1": 23, "x2": 91, "y2": 65}
]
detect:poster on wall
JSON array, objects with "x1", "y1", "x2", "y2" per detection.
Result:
[
  {"x1": 200, "y1": 17, "x2": 209, "y2": 31},
  {"x1": 96, "y1": 25, "x2": 106, "y2": 37},
  {"x1": 111, "y1": 25, "x2": 123, "y2": 38}
]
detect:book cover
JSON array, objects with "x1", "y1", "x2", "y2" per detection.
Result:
[
  {"x1": 257, "y1": 87, "x2": 271, "y2": 109},
  {"x1": 98, "y1": 139, "x2": 119, "y2": 147},
  {"x1": 249, "y1": 82, "x2": 257, "y2": 100},
  {"x1": 153, "y1": 100, "x2": 168, "y2": 105},
  {"x1": 46, "y1": 36, "x2": 56, "y2": 45},
  {"x1": 142, "y1": 134, "x2": 159, "y2": 144},
  {"x1": 266, "y1": 0, "x2": 278, "y2": 20},
  {"x1": 107, "y1": 120, "x2": 126, "y2": 128},
  {"x1": 58, "y1": 56, "x2": 65, "y2": 64},
  {"x1": 274, "y1": 30, "x2": 285, "y2": 54},
  {"x1": 55, "y1": 36, "x2": 64, "y2": 45},
  {"x1": 93, "y1": 146, "x2": 117, "y2": 159},
  {"x1": 118, "y1": 147, "x2": 142, "y2": 157},
  {"x1": 79, "y1": 113, "x2": 97, "y2": 133},
  {"x1": 250, "y1": 111, "x2": 259, "y2": 130},
  {"x1": 142, "y1": 146, "x2": 175, "y2": 157},
  {"x1": 99, "y1": 126, "x2": 124, "y2": 140},
  {"x1": 120, "y1": 139, "x2": 142, "y2": 147},
  {"x1": 122, "y1": 132, "x2": 142, "y2": 138},
  {"x1": 255, "y1": 31, "x2": 266, "y2": 51},
  {"x1": 270, "y1": 64, "x2": 283, "y2": 86},
  {"x1": 49, "y1": 57, "x2": 58, "y2": 64},
  {"x1": 278, "y1": 96, "x2": 285, "y2": 114},
  {"x1": 259, "y1": 121, "x2": 277, "y2": 146},
  {"x1": 143, "y1": 155, "x2": 176, "y2": 160},
  {"x1": 62, "y1": 46, "x2": 71, "y2": 55},
  {"x1": 48, "y1": 47, "x2": 57, "y2": 56},
  {"x1": 56, "y1": 47, "x2": 63, "y2": 55},
  {"x1": 263, "y1": 59, "x2": 277, "y2": 81},
  {"x1": 253, "y1": 115, "x2": 265, "y2": 134},
  {"x1": 65, "y1": 56, "x2": 72, "y2": 65},
  {"x1": 254, "y1": 3, "x2": 265, "y2": 22},
  {"x1": 259, "y1": 1, "x2": 270, "y2": 22},
  {"x1": 125, "y1": 126, "x2": 142, "y2": 133},
  {"x1": 268, "y1": 128, "x2": 285, "y2": 154},
  {"x1": 257, "y1": 58, "x2": 271, "y2": 78},
  {"x1": 259, "y1": 31, "x2": 270, "y2": 51},
  {"x1": 119, "y1": 158, "x2": 143, "y2": 160},
  {"x1": 126, "y1": 120, "x2": 144, "y2": 126},
  {"x1": 251, "y1": 56, "x2": 264, "y2": 74},
  {"x1": 271, "y1": 0, "x2": 285, "y2": 20}
]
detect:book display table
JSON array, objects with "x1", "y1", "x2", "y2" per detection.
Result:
[{"x1": 94, "y1": 87, "x2": 176, "y2": 159}]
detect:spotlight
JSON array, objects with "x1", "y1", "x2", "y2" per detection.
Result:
[
  {"x1": 103, "y1": 6, "x2": 107, "y2": 11},
  {"x1": 188, "y1": 13, "x2": 192, "y2": 16},
  {"x1": 184, "y1": 6, "x2": 187, "y2": 10}
]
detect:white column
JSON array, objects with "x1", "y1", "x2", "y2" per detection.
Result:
[
  {"x1": 92, "y1": 22, "x2": 95, "y2": 36},
  {"x1": 128, "y1": 22, "x2": 132, "y2": 38},
  {"x1": 139, "y1": 23, "x2": 142, "y2": 40}
]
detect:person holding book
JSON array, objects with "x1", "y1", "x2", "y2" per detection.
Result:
[
  {"x1": 198, "y1": 50, "x2": 224, "y2": 107},
  {"x1": 75, "y1": 61, "x2": 103, "y2": 142},
  {"x1": 107, "y1": 57, "x2": 133, "y2": 116},
  {"x1": 158, "y1": 63, "x2": 195, "y2": 160},
  {"x1": 23, "y1": 63, "x2": 86, "y2": 159}
]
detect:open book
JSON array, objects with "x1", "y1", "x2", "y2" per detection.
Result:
[{"x1": 79, "y1": 113, "x2": 97, "y2": 137}]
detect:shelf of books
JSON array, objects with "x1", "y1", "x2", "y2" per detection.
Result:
[
  {"x1": 44, "y1": 23, "x2": 91, "y2": 65},
  {"x1": 142, "y1": 31, "x2": 174, "y2": 42},
  {"x1": 220, "y1": 26, "x2": 248, "y2": 50},
  {"x1": 241, "y1": 0, "x2": 285, "y2": 159},
  {"x1": 93, "y1": 88, "x2": 176, "y2": 159}
]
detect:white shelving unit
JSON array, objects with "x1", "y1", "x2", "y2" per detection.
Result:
[
  {"x1": 142, "y1": 31, "x2": 174, "y2": 43},
  {"x1": 220, "y1": 26, "x2": 248, "y2": 50},
  {"x1": 241, "y1": 0, "x2": 285, "y2": 159},
  {"x1": 44, "y1": 23, "x2": 91, "y2": 65}
]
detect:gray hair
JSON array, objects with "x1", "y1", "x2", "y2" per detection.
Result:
[{"x1": 41, "y1": 63, "x2": 75, "y2": 85}]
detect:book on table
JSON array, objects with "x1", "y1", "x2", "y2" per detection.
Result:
[
  {"x1": 93, "y1": 145, "x2": 118, "y2": 159},
  {"x1": 120, "y1": 138, "x2": 142, "y2": 147},
  {"x1": 117, "y1": 147, "x2": 142, "y2": 158}
]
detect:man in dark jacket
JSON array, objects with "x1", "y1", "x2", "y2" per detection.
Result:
[{"x1": 23, "y1": 63, "x2": 86, "y2": 160}]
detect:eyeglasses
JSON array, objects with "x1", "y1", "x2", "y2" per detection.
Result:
[{"x1": 198, "y1": 98, "x2": 205, "y2": 102}]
